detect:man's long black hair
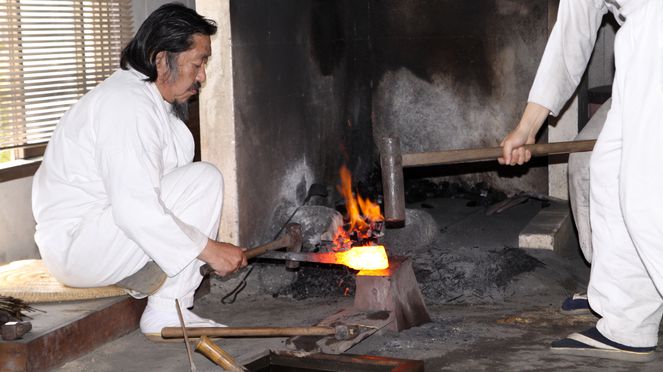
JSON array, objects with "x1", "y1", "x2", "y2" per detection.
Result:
[{"x1": 120, "y1": 3, "x2": 217, "y2": 82}]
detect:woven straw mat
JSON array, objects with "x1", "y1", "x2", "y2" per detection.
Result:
[{"x1": 0, "y1": 259, "x2": 126, "y2": 303}]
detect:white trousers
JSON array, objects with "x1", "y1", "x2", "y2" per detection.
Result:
[
  {"x1": 54, "y1": 162, "x2": 223, "y2": 309},
  {"x1": 568, "y1": 99, "x2": 611, "y2": 264},
  {"x1": 588, "y1": 1, "x2": 663, "y2": 347}
]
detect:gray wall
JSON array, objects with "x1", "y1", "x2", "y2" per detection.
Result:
[
  {"x1": 231, "y1": 0, "x2": 560, "y2": 248},
  {"x1": 371, "y1": 1, "x2": 551, "y2": 192},
  {"x1": 229, "y1": 0, "x2": 624, "y2": 245},
  {"x1": 231, "y1": 0, "x2": 374, "y2": 246},
  {"x1": 132, "y1": 0, "x2": 195, "y2": 32}
]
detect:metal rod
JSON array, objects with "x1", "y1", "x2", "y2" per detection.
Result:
[{"x1": 176, "y1": 299, "x2": 197, "y2": 372}]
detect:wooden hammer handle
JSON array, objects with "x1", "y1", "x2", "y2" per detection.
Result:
[
  {"x1": 401, "y1": 139, "x2": 596, "y2": 167},
  {"x1": 243, "y1": 233, "x2": 293, "y2": 260},
  {"x1": 196, "y1": 336, "x2": 246, "y2": 371},
  {"x1": 162, "y1": 326, "x2": 336, "y2": 339},
  {"x1": 199, "y1": 225, "x2": 300, "y2": 276}
]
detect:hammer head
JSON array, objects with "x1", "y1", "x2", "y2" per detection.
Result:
[
  {"x1": 380, "y1": 137, "x2": 406, "y2": 227},
  {"x1": 333, "y1": 324, "x2": 359, "y2": 340},
  {"x1": 1, "y1": 321, "x2": 32, "y2": 341},
  {"x1": 284, "y1": 223, "x2": 303, "y2": 270}
]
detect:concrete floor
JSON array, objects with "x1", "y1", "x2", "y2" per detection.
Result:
[{"x1": 59, "y1": 197, "x2": 663, "y2": 371}]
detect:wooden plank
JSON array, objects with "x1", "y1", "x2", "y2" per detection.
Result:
[
  {"x1": 0, "y1": 296, "x2": 145, "y2": 371},
  {"x1": 0, "y1": 161, "x2": 40, "y2": 183}
]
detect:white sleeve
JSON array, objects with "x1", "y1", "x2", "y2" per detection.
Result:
[
  {"x1": 528, "y1": 0, "x2": 608, "y2": 116},
  {"x1": 94, "y1": 93, "x2": 207, "y2": 277}
]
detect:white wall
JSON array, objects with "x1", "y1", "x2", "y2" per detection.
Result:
[{"x1": 0, "y1": 177, "x2": 38, "y2": 263}]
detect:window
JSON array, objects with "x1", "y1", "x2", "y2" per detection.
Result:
[{"x1": 0, "y1": 0, "x2": 133, "y2": 166}]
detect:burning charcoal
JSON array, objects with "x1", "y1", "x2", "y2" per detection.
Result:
[{"x1": 333, "y1": 165, "x2": 385, "y2": 250}]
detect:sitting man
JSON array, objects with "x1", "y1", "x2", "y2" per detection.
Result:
[{"x1": 31, "y1": 3, "x2": 247, "y2": 341}]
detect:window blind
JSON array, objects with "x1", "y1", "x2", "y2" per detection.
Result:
[{"x1": 0, "y1": 0, "x2": 133, "y2": 153}]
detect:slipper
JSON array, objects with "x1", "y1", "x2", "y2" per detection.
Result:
[
  {"x1": 551, "y1": 327, "x2": 655, "y2": 362},
  {"x1": 560, "y1": 292, "x2": 592, "y2": 315}
]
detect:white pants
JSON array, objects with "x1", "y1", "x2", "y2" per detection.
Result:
[
  {"x1": 54, "y1": 162, "x2": 223, "y2": 309},
  {"x1": 587, "y1": 1, "x2": 663, "y2": 347},
  {"x1": 568, "y1": 99, "x2": 611, "y2": 264}
]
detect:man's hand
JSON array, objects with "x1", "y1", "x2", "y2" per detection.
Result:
[
  {"x1": 498, "y1": 102, "x2": 550, "y2": 166},
  {"x1": 198, "y1": 239, "x2": 247, "y2": 277},
  {"x1": 499, "y1": 127, "x2": 536, "y2": 166}
]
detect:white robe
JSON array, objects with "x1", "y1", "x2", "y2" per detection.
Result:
[
  {"x1": 528, "y1": 0, "x2": 663, "y2": 347},
  {"x1": 32, "y1": 68, "x2": 221, "y2": 307}
]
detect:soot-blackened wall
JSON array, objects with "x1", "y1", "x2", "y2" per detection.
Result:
[{"x1": 231, "y1": 0, "x2": 551, "y2": 245}]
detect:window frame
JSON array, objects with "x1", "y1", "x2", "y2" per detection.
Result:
[{"x1": 0, "y1": 0, "x2": 133, "y2": 179}]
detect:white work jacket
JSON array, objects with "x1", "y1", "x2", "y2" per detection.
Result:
[
  {"x1": 32, "y1": 68, "x2": 207, "y2": 277},
  {"x1": 528, "y1": 0, "x2": 647, "y2": 116}
]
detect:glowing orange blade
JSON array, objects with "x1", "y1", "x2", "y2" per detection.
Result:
[{"x1": 337, "y1": 245, "x2": 389, "y2": 271}]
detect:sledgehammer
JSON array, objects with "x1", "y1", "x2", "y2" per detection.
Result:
[
  {"x1": 199, "y1": 223, "x2": 303, "y2": 276},
  {"x1": 380, "y1": 137, "x2": 596, "y2": 226}
]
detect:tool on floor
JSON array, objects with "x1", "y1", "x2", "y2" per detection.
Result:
[
  {"x1": 1, "y1": 320, "x2": 32, "y2": 341},
  {"x1": 195, "y1": 335, "x2": 247, "y2": 371},
  {"x1": 199, "y1": 223, "x2": 303, "y2": 276},
  {"x1": 0, "y1": 295, "x2": 42, "y2": 320},
  {"x1": 162, "y1": 325, "x2": 355, "y2": 341},
  {"x1": 485, "y1": 191, "x2": 564, "y2": 216},
  {"x1": 258, "y1": 245, "x2": 389, "y2": 271},
  {"x1": 380, "y1": 137, "x2": 597, "y2": 225},
  {"x1": 175, "y1": 299, "x2": 197, "y2": 372}
]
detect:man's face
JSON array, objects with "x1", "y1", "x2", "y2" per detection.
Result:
[{"x1": 155, "y1": 33, "x2": 211, "y2": 104}]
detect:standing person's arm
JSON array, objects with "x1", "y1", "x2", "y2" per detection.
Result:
[{"x1": 500, "y1": 0, "x2": 608, "y2": 165}]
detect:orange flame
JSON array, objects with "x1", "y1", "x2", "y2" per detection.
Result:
[
  {"x1": 358, "y1": 194, "x2": 382, "y2": 222},
  {"x1": 333, "y1": 166, "x2": 389, "y2": 270},
  {"x1": 337, "y1": 165, "x2": 383, "y2": 234},
  {"x1": 336, "y1": 245, "x2": 389, "y2": 271}
]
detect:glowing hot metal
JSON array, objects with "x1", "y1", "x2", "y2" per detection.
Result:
[{"x1": 260, "y1": 245, "x2": 389, "y2": 271}]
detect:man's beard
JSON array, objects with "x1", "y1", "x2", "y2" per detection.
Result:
[
  {"x1": 172, "y1": 100, "x2": 189, "y2": 122},
  {"x1": 170, "y1": 81, "x2": 201, "y2": 122}
]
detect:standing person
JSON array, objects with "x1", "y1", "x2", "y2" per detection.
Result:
[
  {"x1": 32, "y1": 3, "x2": 247, "y2": 341},
  {"x1": 500, "y1": 0, "x2": 662, "y2": 362}
]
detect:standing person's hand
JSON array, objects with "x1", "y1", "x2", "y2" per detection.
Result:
[
  {"x1": 498, "y1": 102, "x2": 551, "y2": 166},
  {"x1": 198, "y1": 239, "x2": 247, "y2": 276}
]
